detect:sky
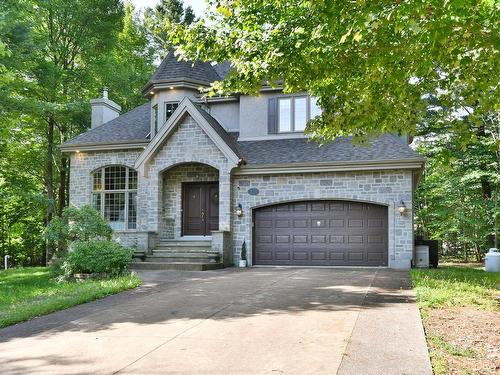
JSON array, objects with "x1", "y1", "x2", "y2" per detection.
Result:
[{"x1": 130, "y1": 0, "x2": 207, "y2": 17}]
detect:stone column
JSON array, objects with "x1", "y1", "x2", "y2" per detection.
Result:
[{"x1": 218, "y1": 169, "x2": 231, "y2": 232}]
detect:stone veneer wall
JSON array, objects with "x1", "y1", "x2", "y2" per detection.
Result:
[
  {"x1": 161, "y1": 163, "x2": 219, "y2": 239},
  {"x1": 231, "y1": 170, "x2": 414, "y2": 269},
  {"x1": 139, "y1": 114, "x2": 237, "y2": 234},
  {"x1": 68, "y1": 150, "x2": 150, "y2": 249}
]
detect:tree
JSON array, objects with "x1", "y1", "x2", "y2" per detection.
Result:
[
  {"x1": 169, "y1": 1, "x2": 499, "y2": 143},
  {"x1": 144, "y1": 0, "x2": 197, "y2": 59},
  {"x1": 415, "y1": 108, "x2": 499, "y2": 260},
  {"x1": 0, "y1": 0, "x2": 153, "y2": 265}
]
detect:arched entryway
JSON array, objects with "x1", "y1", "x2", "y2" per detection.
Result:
[
  {"x1": 159, "y1": 162, "x2": 219, "y2": 239},
  {"x1": 253, "y1": 200, "x2": 388, "y2": 266}
]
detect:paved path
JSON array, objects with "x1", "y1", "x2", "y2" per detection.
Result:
[{"x1": 0, "y1": 268, "x2": 431, "y2": 374}]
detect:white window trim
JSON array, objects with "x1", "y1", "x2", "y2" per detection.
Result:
[
  {"x1": 91, "y1": 166, "x2": 138, "y2": 232},
  {"x1": 277, "y1": 95, "x2": 316, "y2": 133}
]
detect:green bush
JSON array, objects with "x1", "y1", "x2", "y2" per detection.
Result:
[
  {"x1": 62, "y1": 240, "x2": 133, "y2": 278},
  {"x1": 46, "y1": 205, "x2": 112, "y2": 252}
]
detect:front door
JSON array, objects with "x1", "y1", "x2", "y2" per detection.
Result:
[{"x1": 182, "y1": 182, "x2": 219, "y2": 236}]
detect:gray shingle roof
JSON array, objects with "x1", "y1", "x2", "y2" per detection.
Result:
[
  {"x1": 62, "y1": 101, "x2": 423, "y2": 167},
  {"x1": 62, "y1": 103, "x2": 150, "y2": 147},
  {"x1": 149, "y1": 49, "x2": 221, "y2": 85},
  {"x1": 192, "y1": 102, "x2": 242, "y2": 159},
  {"x1": 237, "y1": 135, "x2": 423, "y2": 166}
]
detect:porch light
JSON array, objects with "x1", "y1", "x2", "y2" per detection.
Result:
[
  {"x1": 169, "y1": 86, "x2": 174, "y2": 90},
  {"x1": 75, "y1": 150, "x2": 80, "y2": 153},
  {"x1": 149, "y1": 91, "x2": 154, "y2": 95},
  {"x1": 398, "y1": 200, "x2": 406, "y2": 216},
  {"x1": 235, "y1": 203, "x2": 243, "y2": 217}
]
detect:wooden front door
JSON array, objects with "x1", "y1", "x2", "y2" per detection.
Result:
[{"x1": 182, "y1": 182, "x2": 219, "y2": 236}]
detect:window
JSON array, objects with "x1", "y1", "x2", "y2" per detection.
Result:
[
  {"x1": 152, "y1": 104, "x2": 158, "y2": 134},
  {"x1": 91, "y1": 166, "x2": 138, "y2": 230},
  {"x1": 277, "y1": 96, "x2": 323, "y2": 133},
  {"x1": 165, "y1": 102, "x2": 179, "y2": 122}
]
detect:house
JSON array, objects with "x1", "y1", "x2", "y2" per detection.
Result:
[{"x1": 61, "y1": 50, "x2": 425, "y2": 270}]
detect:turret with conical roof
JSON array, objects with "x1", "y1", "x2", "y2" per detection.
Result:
[{"x1": 142, "y1": 49, "x2": 227, "y2": 95}]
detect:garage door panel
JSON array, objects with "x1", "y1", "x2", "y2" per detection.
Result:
[
  {"x1": 293, "y1": 251, "x2": 309, "y2": 261},
  {"x1": 254, "y1": 200, "x2": 387, "y2": 266}
]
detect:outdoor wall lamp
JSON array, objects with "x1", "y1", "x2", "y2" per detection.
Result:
[
  {"x1": 398, "y1": 200, "x2": 407, "y2": 216},
  {"x1": 235, "y1": 203, "x2": 243, "y2": 217}
]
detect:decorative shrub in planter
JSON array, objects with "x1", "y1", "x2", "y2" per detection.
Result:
[
  {"x1": 239, "y1": 241, "x2": 247, "y2": 268},
  {"x1": 61, "y1": 240, "x2": 133, "y2": 279}
]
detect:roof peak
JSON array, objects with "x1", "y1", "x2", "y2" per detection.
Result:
[{"x1": 143, "y1": 49, "x2": 227, "y2": 94}]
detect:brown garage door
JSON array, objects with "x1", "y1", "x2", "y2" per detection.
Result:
[{"x1": 253, "y1": 201, "x2": 388, "y2": 266}]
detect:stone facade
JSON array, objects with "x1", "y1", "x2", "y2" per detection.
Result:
[
  {"x1": 68, "y1": 114, "x2": 415, "y2": 269},
  {"x1": 138, "y1": 113, "x2": 238, "y2": 236},
  {"x1": 231, "y1": 170, "x2": 414, "y2": 269},
  {"x1": 68, "y1": 150, "x2": 149, "y2": 249}
]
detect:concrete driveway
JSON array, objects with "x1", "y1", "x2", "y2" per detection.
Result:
[{"x1": 0, "y1": 268, "x2": 431, "y2": 374}]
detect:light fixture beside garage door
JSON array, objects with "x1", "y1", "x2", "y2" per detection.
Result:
[{"x1": 398, "y1": 200, "x2": 407, "y2": 216}]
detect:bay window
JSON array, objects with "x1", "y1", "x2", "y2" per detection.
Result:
[{"x1": 91, "y1": 166, "x2": 138, "y2": 230}]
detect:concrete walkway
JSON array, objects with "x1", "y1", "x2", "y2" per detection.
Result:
[{"x1": 0, "y1": 268, "x2": 431, "y2": 374}]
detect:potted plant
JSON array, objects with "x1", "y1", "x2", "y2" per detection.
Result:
[{"x1": 239, "y1": 241, "x2": 247, "y2": 268}]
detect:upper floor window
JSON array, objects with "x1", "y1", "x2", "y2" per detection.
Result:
[
  {"x1": 91, "y1": 166, "x2": 137, "y2": 230},
  {"x1": 152, "y1": 104, "x2": 158, "y2": 134},
  {"x1": 165, "y1": 102, "x2": 179, "y2": 122},
  {"x1": 276, "y1": 96, "x2": 322, "y2": 133}
]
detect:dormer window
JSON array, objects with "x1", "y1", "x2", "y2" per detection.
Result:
[
  {"x1": 165, "y1": 102, "x2": 179, "y2": 121},
  {"x1": 277, "y1": 96, "x2": 322, "y2": 133}
]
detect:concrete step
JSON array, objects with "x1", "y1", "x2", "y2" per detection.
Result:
[
  {"x1": 130, "y1": 261, "x2": 223, "y2": 271},
  {"x1": 157, "y1": 240, "x2": 211, "y2": 247},
  {"x1": 146, "y1": 254, "x2": 220, "y2": 263},
  {"x1": 155, "y1": 247, "x2": 212, "y2": 253}
]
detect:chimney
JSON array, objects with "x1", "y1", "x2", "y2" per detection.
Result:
[{"x1": 90, "y1": 87, "x2": 121, "y2": 128}]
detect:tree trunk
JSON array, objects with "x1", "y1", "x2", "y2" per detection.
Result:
[
  {"x1": 58, "y1": 154, "x2": 68, "y2": 217},
  {"x1": 44, "y1": 114, "x2": 55, "y2": 265}
]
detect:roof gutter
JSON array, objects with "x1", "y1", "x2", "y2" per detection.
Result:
[
  {"x1": 60, "y1": 141, "x2": 148, "y2": 153},
  {"x1": 234, "y1": 158, "x2": 425, "y2": 175}
]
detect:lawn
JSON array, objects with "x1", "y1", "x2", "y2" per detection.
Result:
[
  {"x1": 0, "y1": 267, "x2": 141, "y2": 328},
  {"x1": 411, "y1": 265, "x2": 500, "y2": 375}
]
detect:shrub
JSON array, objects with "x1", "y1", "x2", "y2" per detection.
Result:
[
  {"x1": 62, "y1": 240, "x2": 133, "y2": 278},
  {"x1": 46, "y1": 205, "x2": 112, "y2": 251},
  {"x1": 241, "y1": 240, "x2": 247, "y2": 261}
]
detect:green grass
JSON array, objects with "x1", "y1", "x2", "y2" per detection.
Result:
[
  {"x1": 411, "y1": 265, "x2": 499, "y2": 375},
  {"x1": 0, "y1": 267, "x2": 141, "y2": 328},
  {"x1": 410, "y1": 265, "x2": 500, "y2": 310}
]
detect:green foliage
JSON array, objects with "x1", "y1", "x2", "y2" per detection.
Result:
[
  {"x1": 144, "y1": 0, "x2": 197, "y2": 59},
  {"x1": 62, "y1": 240, "x2": 133, "y2": 277},
  {"x1": 0, "y1": 0, "x2": 155, "y2": 265},
  {"x1": 0, "y1": 267, "x2": 141, "y2": 328},
  {"x1": 410, "y1": 266, "x2": 500, "y2": 310},
  {"x1": 241, "y1": 240, "x2": 247, "y2": 260},
  {"x1": 46, "y1": 205, "x2": 112, "y2": 251},
  {"x1": 170, "y1": 0, "x2": 498, "y2": 144},
  {"x1": 415, "y1": 110, "x2": 499, "y2": 260}
]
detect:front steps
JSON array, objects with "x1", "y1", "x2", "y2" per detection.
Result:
[{"x1": 131, "y1": 239, "x2": 223, "y2": 271}]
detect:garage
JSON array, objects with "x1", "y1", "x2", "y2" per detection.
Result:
[{"x1": 253, "y1": 200, "x2": 388, "y2": 266}]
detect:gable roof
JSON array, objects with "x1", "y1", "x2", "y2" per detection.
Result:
[
  {"x1": 60, "y1": 103, "x2": 150, "y2": 151},
  {"x1": 237, "y1": 134, "x2": 423, "y2": 166},
  {"x1": 134, "y1": 97, "x2": 242, "y2": 171}
]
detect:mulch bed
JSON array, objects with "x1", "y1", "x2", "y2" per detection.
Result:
[{"x1": 425, "y1": 307, "x2": 500, "y2": 374}]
